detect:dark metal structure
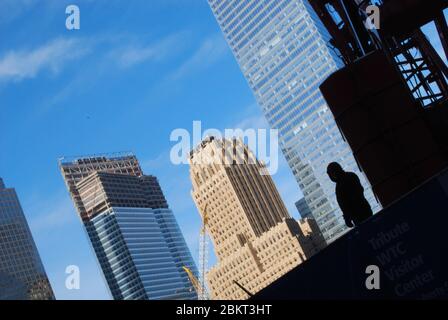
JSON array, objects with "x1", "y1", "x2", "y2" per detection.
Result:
[{"x1": 311, "y1": 0, "x2": 448, "y2": 207}]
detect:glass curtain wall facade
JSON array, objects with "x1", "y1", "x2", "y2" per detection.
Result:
[
  {"x1": 0, "y1": 178, "x2": 55, "y2": 300},
  {"x1": 59, "y1": 154, "x2": 197, "y2": 300},
  {"x1": 207, "y1": 0, "x2": 380, "y2": 242}
]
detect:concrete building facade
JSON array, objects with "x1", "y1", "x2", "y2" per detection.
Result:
[{"x1": 189, "y1": 138, "x2": 325, "y2": 299}]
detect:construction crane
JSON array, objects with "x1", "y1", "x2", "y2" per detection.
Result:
[
  {"x1": 198, "y1": 203, "x2": 209, "y2": 300},
  {"x1": 182, "y1": 203, "x2": 210, "y2": 300},
  {"x1": 182, "y1": 266, "x2": 202, "y2": 297}
]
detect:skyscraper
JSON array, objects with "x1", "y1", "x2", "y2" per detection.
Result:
[
  {"x1": 189, "y1": 137, "x2": 326, "y2": 299},
  {"x1": 207, "y1": 0, "x2": 380, "y2": 242},
  {"x1": 295, "y1": 198, "x2": 312, "y2": 219},
  {"x1": 0, "y1": 178, "x2": 55, "y2": 300},
  {"x1": 59, "y1": 153, "x2": 197, "y2": 300}
]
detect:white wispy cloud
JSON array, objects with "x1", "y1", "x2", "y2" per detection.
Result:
[
  {"x1": 112, "y1": 31, "x2": 190, "y2": 68},
  {"x1": 31, "y1": 31, "x2": 192, "y2": 112},
  {"x1": 0, "y1": 38, "x2": 90, "y2": 82},
  {"x1": 170, "y1": 34, "x2": 229, "y2": 79}
]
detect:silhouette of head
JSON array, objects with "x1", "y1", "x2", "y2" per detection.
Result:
[{"x1": 327, "y1": 162, "x2": 345, "y2": 182}]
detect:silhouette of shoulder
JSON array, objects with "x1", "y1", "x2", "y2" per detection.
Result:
[{"x1": 345, "y1": 172, "x2": 363, "y2": 192}]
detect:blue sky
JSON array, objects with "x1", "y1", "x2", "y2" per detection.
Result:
[
  {"x1": 0, "y1": 1, "x2": 446, "y2": 300},
  {"x1": 0, "y1": 0, "x2": 302, "y2": 299}
]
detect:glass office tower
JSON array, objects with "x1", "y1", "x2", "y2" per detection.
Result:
[
  {"x1": 208, "y1": 0, "x2": 380, "y2": 242},
  {"x1": 59, "y1": 154, "x2": 197, "y2": 300},
  {"x1": 0, "y1": 178, "x2": 55, "y2": 300},
  {"x1": 295, "y1": 198, "x2": 313, "y2": 220}
]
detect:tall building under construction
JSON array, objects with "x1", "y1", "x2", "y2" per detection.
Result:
[
  {"x1": 59, "y1": 153, "x2": 197, "y2": 300},
  {"x1": 189, "y1": 137, "x2": 326, "y2": 299}
]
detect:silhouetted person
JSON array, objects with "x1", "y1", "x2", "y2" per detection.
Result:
[{"x1": 327, "y1": 162, "x2": 373, "y2": 228}]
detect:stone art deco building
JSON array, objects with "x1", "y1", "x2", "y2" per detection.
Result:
[
  {"x1": 59, "y1": 153, "x2": 197, "y2": 300},
  {"x1": 189, "y1": 138, "x2": 326, "y2": 299},
  {"x1": 0, "y1": 178, "x2": 55, "y2": 300},
  {"x1": 207, "y1": 0, "x2": 380, "y2": 243}
]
